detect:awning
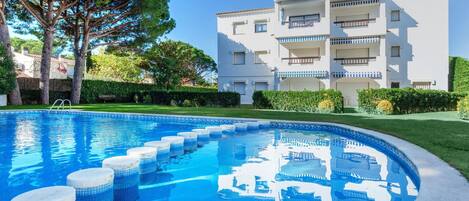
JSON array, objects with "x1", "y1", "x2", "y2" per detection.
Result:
[
  {"x1": 276, "y1": 70, "x2": 329, "y2": 79},
  {"x1": 278, "y1": 35, "x2": 328, "y2": 44},
  {"x1": 332, "y1": 71, "x2": 382, "y2": 79},
  {"x1": 331, "y1": 36, "x2": 381, "y2": 45}
]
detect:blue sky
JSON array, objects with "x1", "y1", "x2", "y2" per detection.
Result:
[{"x1": 10, "y1": 0, "x2": 469, "y2": 59}]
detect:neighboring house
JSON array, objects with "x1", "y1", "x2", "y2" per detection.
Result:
[
  {"x1": 13, "y1": 50, "x2": 75, "y2": 79},
  {"x1": 217, "y1": 0, "x2": 449, "y2": 106}
]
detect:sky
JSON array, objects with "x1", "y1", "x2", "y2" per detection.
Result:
[{"x1": 9, "y1": 0, "x2": 469, "y2": 60}]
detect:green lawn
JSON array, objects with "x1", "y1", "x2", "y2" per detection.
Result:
[{"x1": 2, "y1": 103, "x2": 469, "y2": 180}]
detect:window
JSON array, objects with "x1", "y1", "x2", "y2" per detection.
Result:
[
  {"x1": 254, "y1": 51, "x2": 268, "y2": 64},
  {"x1": 391, "y1": 10, "x2": 400, "y2": 22},
  {"x1": 233, "y1": 52, "x2": 246, "y2": 65},
  {"x1": 391, "y1": 46, "x2": 400, "y2": 57},
  {"x1": 255, "y1": 82, "x2": 268, "y2": 91},
  {"x1": 391, "y1": 82, "x2": 400, "y2": 88},
  {"x1": 255, "y1": 22, "x2": 267, "y2": 33},
  {"x1": 233, "y1": 82, "x2": 246, "y2": 95},
  {"x1": 413, "y1": 82, "x2": 431, "y2": 90},
  {"x1": 233, "y1": 22, "x2": 246, "y2": 35}
]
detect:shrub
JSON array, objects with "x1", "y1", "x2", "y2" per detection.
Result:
[
  {"x1": 138, "y1": 91, "x2": 240, "y2": 107},
  {"x1": 0, "y1": 45, "x2": 16, "y2": 95},
  {"x1": 20, "y1": 90, "x2": 70, "y2": 104},
  {"x1": 317, "y1": 99, "x2": 335, "y2": 113},
  {"x1": 450, "y1": 57, "x2": 469, "y2": 93},
  {"x1": 458, "y1": 96, "x2": 469, "y2": 120},
  {"x1": 358, "y1": 88, "x2": 466, "y2": 114},
  {"x1": 252, "y1": 90, "x2": 344, "y2": 113},
  {"x1": 376, "y1": 100, "x2": 393, "y2": 115},
  {"x1": 143, "y1": 95, "x2": 152, "y2": 104},
  {"x1": 182, "y1": 99, "x2": 193, "y2": 107}
]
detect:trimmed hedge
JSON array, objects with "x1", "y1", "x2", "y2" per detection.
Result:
[
  {"x1": 358, "y1": 88, "x2": 466, "y2": 114},
  {"x1": 458, "y1": 96, "x2": 469, "y2": 120},
  {"x1": 252, "y1": 90, "x2": 344, "y2": 113},
  {"x1": 20, "y1": 90, "x2": 70, "y2": 104},
  {"x1": 449, "y1": 57, "x2": 469, "y2": 93},
  {"x1": 19, "y1": 79, "x2": 217, "y2": 104},
  {"x1": 136, "y1": 91, "x2": 240, "y2": 107}
]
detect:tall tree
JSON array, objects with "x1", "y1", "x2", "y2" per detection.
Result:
[
  {"x1": 63, "y1": 0, "x2": 175, "y2": 104},
  {"x1": 19, "y1": 0, "x2": 77, "y2": 104},
  {"x1": 0, "y1": 0, "x2": 22, "y2": 105},
  {"x1": 141, "y1": 40, "x2": 217, "y2": 88}
]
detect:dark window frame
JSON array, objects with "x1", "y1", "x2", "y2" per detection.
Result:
[
  {"x1": 255, "y1": 23, "x2": 268, "y2": 33},
  {"x1": 391, "y1": 46, "x2": 401, "y2": 57},
  {"x1": 391, "y1": 10, "x2": 400, "y2": 22}
]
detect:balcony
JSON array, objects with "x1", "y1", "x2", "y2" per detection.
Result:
[
  {"x1": 334, "y1": 57, "x2": 376, "y2": 65},
  {"x1": 283, "y1": 14, "x2": 321, "y2": 29},
  {"x1": 282, "y1": 57, "x2": 321, "y2": 65},
  {"x1": 331, "y1": 0, "x2": 380, "y2": 8},
  {"x1": 334, "y1": 18, "x2": 376, "y2": 28}
]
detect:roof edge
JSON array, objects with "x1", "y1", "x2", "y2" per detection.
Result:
[{"x1": 216, "y1": 8, "x2": 274, "y2": 17}]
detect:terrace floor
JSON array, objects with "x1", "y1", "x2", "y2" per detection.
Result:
[{"x1": 2, "y1": 103, "x2": 469, "y2": 181}]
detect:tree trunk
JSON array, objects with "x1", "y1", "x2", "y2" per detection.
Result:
[
  {"x1": 71, "y1": 54, "x2": 86, "y2": 104},
  {"x1": 39, "y1": 28, "x2": 54, "y2": 104},
  {"x1": 0, "y1": 13, "x2": 22, "y2": 105}
]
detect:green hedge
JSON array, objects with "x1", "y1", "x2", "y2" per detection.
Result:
[
  {"x1": 136, "y1": 91, "x2": 240, "y2": 107},
  {"x1": 458, "y1": 96, "x2": 469, "y2": 120},
  {"x1": 19, "y1": 79, "x2": 217, "y2": 104},
  {"x1": 449, "y1": 57, "x2": 469, "y2": 93},
  {"x1": 358, "y1": 88, "x2": 466, "y2": 114},
  {"x1": 252, "y1": 90, "x2": 344, "y2": 113},
  {"x1": 20, "y1": 90, "x2": 70, "y2": 104}
]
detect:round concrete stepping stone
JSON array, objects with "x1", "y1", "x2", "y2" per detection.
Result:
[
  {"x1": 127, "y1": 147, "x2": 157, "y2": 174},
  {"x1": 12, "y1": 186, "x2": 76, "y2": 201},
  {"x1": 67, "y1": 168, "x2": 114, "y2": 201},
  {"x1": 247, "y1": 122, "x2": 260, "y2": 130},
  {"x1": 192, "y1": 129, "x2": 210, "y2": 146},
  {"x1": 220, "y1": 124, "x2": 236, "y2": 134},
  {"x1": 161, "y1": 136, "x2": 185, "y2": 157},
  {"x1": 102, "y1": 156, "x2": 140, "y2": 201},
  {"x1": 205, "y1": 126, "x2": 223, "y2": 138},
  {"x1": 177, "y1": 132, "x2": 198, "y2": 151},
  {"x1": 258, "y1": 121, "x2": 271, "y2": 129},
  {"x1": 234, "y1": 123, "x2": 248, "y2": 132},
  {"x1": 144, "y1": 141, "x2": 171, "y2": 161}
]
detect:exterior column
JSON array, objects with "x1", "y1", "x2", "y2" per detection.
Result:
[{"x1": 379, "y1": 36, "x2": 388, "y2": 88}]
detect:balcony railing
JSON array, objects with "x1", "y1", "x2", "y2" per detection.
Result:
[
  {"x1": 331, "y1": 0, "x2": 380, "y2": 8},
  {"x1": 282, "y1": 57, "x2": 320, "y2": 64},
  {"x1": 334, "y1": 18, "x2": 376, "y2": 28},
  {"x1": 283, "y1": 19, "x2": 321, "y2": 29},
  {"x1": 334, "y1": 57, "x2": 376, "y2": 65}
]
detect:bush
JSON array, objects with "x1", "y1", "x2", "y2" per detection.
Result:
[
  {"x1": 137, "y1": 91, "x2": 240, "y2": 107},
  {"x1": 20, "y1": 90, "x2": 70, "y2": 104},
  {"x1": 0, "y1": 45, "x2": 16, "y2": 95},
  {"x1": 450, "y1": 57, "x2": 469, "y2": 93},
  {"x1": 358, "y1": 88, "x2": 466, "y2": 114},
  {"x1": 458, "y1": 96, "x2": 469, "y2": 120},
  {"x1": 376, "y1": 100, "x2": 393, "y2": 115},
  {"x1": 317, "y1": 99, "x2": 335, "y2": 113},
  {"x1": 143, "y1": 95, "x2": 152, "y2": 104},
  {"x1": 252, "y1": 90, "x2": 344, "y2": 113},
  {"x1": 80, "y1": 80, "x2": 216, "y2": 104}
]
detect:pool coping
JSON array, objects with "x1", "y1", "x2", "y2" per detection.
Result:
[{"x1": 2, "y1": 109, "x2": 469, "y2": 200}]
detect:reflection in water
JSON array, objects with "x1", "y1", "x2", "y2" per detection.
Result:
[
  {"x1": 0, "y1": 112, "x2": 418, "y2": 201},
  {"x1": 217, "y1": 130, "x2": 418, "y2": 201}
]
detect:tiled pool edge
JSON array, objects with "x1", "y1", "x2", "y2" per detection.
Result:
[{"x1": 2, "y1": 109, "x2": 469, "y2": 201}]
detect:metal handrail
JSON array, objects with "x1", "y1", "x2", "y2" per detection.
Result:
[{"x1": 49, "y1": 99, "x2": 72, "y2": 112}]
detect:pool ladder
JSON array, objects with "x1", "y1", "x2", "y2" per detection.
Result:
[{"x1": 49, "y1": 99, "x2": 72, "y2": 112}]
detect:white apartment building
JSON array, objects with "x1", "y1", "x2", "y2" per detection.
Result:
[{"x1": 217, "y1": 0, "x2": 449, "y2": 106}]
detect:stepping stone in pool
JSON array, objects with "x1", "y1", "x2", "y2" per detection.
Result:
[
  {"x1": 67, "y1": 168, "x2": 115, "y2": 201},
  {"x1": 12, "y1": 186, "x2": 76, "y2": 201},
  {"x1": 102, "y1": 156, "x2": 140, "y2": 201}
]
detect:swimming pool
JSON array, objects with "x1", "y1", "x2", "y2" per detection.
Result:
[{"x1": 0, "y1": 111, "x2": 419, "y2": 201}]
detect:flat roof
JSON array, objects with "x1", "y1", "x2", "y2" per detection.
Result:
[{"x1": 216, "y1": 7, "x2": 274, "y2": 17}]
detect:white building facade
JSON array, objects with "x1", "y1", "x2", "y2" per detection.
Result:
[{"x1": 217, "y1": 0, "x2": 449, "y2": 106}]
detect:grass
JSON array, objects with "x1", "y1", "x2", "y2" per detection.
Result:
[{"x1": 2, "y1": 103, "x2": 469, "y2": 180}]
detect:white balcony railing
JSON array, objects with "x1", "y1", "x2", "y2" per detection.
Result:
[{"x1": 331, "y1": 0, "x2": 380, "y2": 8}]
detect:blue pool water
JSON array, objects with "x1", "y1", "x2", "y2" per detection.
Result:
[{"x1": 0, "y1": 111, "x2": 419, "y2": 201}]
